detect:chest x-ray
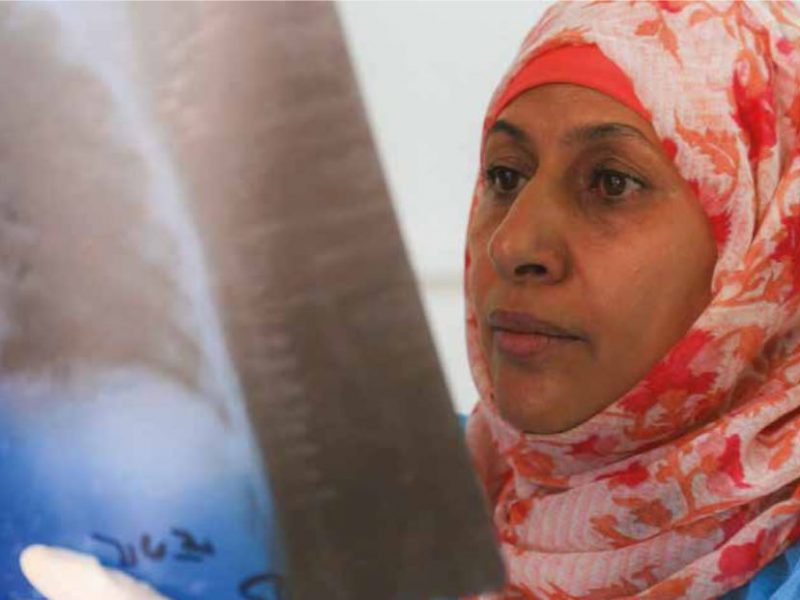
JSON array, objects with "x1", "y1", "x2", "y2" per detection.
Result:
[{"x1": 0, "y1": 3, "x2": 502, "y2": 600}]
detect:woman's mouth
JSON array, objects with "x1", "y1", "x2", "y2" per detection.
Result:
[{"x1": 488, "y1": 309, "x2": 583, "y2": 359}]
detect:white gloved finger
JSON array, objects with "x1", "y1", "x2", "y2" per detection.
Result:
[{"x1": 20, "y1": 545, "x2": 170, "y2": 600}]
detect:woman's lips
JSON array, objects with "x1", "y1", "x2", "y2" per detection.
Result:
[
  {"x1": 488, "y1": 309, "x2": 583, "y2": 359},
  {"x1": 494, "y1": 330, "x2": 561, "y2": 357}
]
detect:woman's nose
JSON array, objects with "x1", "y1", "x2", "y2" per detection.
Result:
[{"x1": 487, "y1": 187, "x2": 570, "y2": 285}]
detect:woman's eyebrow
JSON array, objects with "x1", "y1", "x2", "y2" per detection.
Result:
[
  {"x1": 562, "y1": 122, "x2": 652, "y2": 147},
  {"x1": 486, "y1": 119, "x2": 529, "y2": 144},
  {"x1": 487, "y1": 119, "x2": 654, "y2": 149}
]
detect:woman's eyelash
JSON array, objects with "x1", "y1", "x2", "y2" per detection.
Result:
[
  {"x1": 587, "y1": 167, "x2": 646, "y2": 200},
  {"x1": 482, "y1": 164, "x2": 647, "y2": 205},
  {"x1": 484, "y1": 165, "x2": 527, "y2": 197}
]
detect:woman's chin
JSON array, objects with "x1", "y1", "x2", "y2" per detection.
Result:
[{"x1": 493, "y1": 384, "x2": 580, "y2": 435}]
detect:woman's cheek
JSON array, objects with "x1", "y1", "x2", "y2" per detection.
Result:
[
  {"x1": 466, "y1": 238, "x2": 496, "y2": 352},
  {"x1": 466, "y1": 224, "x2": 491, "y2": 300},
  {"x1": 467, "y1": 264, "x2": 488, "y2": 333}
]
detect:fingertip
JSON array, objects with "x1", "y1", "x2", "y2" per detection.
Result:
[{"x1": 19, "y1": 544, "x2": 49, "y2": 579}]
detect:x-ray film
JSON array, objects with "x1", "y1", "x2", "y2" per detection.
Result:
[{"x1": 0, "y1": 3, "x2": 504, "y2": 599}]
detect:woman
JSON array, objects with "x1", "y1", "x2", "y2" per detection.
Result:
[{"x1": 465, "y1": 1, "x2": 800, "y2": 598}]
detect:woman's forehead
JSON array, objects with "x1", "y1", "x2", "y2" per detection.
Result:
[{"x1": 490, "y1": 84, "x2": 662, "y2": 151}]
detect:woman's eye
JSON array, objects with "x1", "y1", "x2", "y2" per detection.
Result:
[
  {"x1": 485, "y1": 166, "x2": 527, "y2": 197},
  {"x1": 589, "y1": 168, "x2": 643, "y2": 201}
]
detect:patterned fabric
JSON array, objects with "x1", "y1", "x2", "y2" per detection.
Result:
[{"x1": 464, "y1": 2, "x2": 800, "y2": 598}]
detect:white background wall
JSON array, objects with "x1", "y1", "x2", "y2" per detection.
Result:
[{"x1": 337, "y1": 2, "x2": 552, "y2": 414}]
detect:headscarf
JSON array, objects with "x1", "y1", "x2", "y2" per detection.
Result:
[{"x1": 464, "y1": 2, "x2": 800, "y2": 598}]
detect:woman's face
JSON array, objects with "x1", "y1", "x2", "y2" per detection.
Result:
[{"x1": 468, "y1": 84, "x2": 717, "y2": 434}]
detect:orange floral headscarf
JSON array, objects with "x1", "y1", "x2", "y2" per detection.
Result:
[{"x1": 465, "y1": 2, "x2": 800, "y2": 598}]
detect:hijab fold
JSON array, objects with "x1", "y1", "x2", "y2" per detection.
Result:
[{"x1": 465, "y1": 2, "x2": 800, "y2": 598}]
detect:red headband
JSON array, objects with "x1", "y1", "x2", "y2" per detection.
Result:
[{"x1": 491, "y1": 44, "x2": 650, "y2": 122}]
